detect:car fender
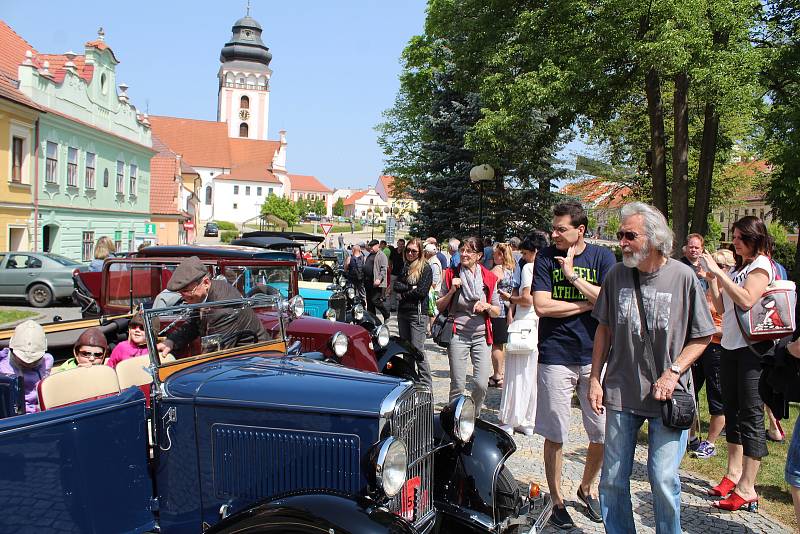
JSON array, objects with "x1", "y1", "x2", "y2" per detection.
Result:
[
  {"x1": 205, "y1": 492, "x2": 416, "y2": 534},
  {"x1": 25, "y1": 278, "x2": 56, "y2": 297},
  {"x1": 432, "y1": 416, "x2": 517, "y2": 530},
  {"x1": 376, "y1": 337, "x2": 420, "y2": 381}
]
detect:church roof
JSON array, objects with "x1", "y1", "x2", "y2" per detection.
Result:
[
  {"x1": 289, "y1": 174, "x2": 333, "y2": 193},
  {"x1": 220, "y1": 14, "x2": 272, "y2": 67},
  {"x1": 344, "y1": 191, "x2": 367, "y2": 206},
  {"x1": 216, "y1": 163, "x2": 281, "y2": 183}
]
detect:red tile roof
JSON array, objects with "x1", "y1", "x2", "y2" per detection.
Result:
[
  {"x1": 150, "y1": 116, "x2": 232, "y2": 168},
  {"x1": 216, "y1": 162, "x2": 280, "y2": 183},
  {"x1": 344, "y1": 190, "x2": 367, "y2": 206},
  {"x1": 0, "y1": 73, "x2": 42, "y2": 111},
  {"x1": 561, "y1": 178, "x2": 632, "y2": 209},
  {"x1": 0, "y1": 20, "x2": 36, "y2": 79},
  {"x1": 149, "y1": 153, "x2": 181, "y2": 215},
  {"x1": 36, "y1": 53, "x2": 94, "y2": 83},
  {"x1": 289, "y1": 174, "x2": 332, "y2": 193},
  {"x1": 84, "y1": 39, "x2": 119, "y2": 63},
  {"x1": 379, "y1": 174, "x2": 395, "y2": 196}
]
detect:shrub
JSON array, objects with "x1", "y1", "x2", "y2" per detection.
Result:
[
  {"x1": 773, "y1": 241, "x2": 797, "y2": 277},
  {"x1": 220, "y1": 230, "x2": 239, "y2": 244},
  {"x1": 214, "y1": 221, "x2": 237, "y2": 231}
]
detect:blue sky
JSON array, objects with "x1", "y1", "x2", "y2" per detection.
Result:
[{"x1": 4, "y1": 0, "x2": 429, "y2": 190}]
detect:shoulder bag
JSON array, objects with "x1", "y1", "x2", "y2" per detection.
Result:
[
  {"x1": 431, "y1": 285, "x2": 460, "y2": 348},
  {"x1": 506, "y1": 318, "x2": 537, "y2": 354},
  {"x1": 632, "y1": 268, "x2": 696, "y2": 430},
  {"x1": 735, "y1": 260, "x2": 796, "y2": 342}
]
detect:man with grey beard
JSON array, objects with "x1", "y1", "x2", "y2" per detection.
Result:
[{"x1": 588, "y1": 202, "x2": 714, "y2": 534}]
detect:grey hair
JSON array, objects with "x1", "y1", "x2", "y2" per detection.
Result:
[
  {"x1": 448, "y1": 238, "x2": 460, "y2": 252},
  {"x1": 620, "y1": 202, "x2": 673, "y2": 256}
]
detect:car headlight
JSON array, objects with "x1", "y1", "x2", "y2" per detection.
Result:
[
  {"x1": 324, "y1": 308, "x2": 337, "y2": 321},
  {"x1": 346, "y1": 286, "x2": 356, "y2": 300},
  {"x1": 440, "y1": 396, "x2": 476, "y2": 443},
  {"x1": 353, "y1": 304, "x2": 364, "y2": 321},
  {"x1": 374, "y1": 324, "x2": 390, "y2": 348},
  {"x1": 330, "y1": 331, "x2": 348, "y2": 357},
  {"x1": 288, "y1": 295, "x2": 304, "y2": 318},
  {"x1": 373, "y1": 437, "x2": 408, "y2": 498}
]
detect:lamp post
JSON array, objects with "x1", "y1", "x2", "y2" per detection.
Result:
[
  {"x1": 368, "y1": 209, "x2": 376, "y2": 240},
  {"x1": 469, "y1": 164, "x2": 495, "y2": 239}
]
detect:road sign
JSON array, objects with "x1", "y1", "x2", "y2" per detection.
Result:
[
  {"x1": 385, "y1": 217, "x2": 396, "y2": 244},
  {"x1": 144, "y1": 223, "x2": 157, "y2": 235},
  {"x1": 320, "y1": 222, "x2": 333, "y2": 236}
]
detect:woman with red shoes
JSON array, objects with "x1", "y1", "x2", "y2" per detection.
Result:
[{"x1": 702, "y1": 216, "x2": 775, "y2": 512}]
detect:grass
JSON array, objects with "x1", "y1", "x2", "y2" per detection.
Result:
[
  {"x1": 635, "y1": 391, "x2": 797, "y2": 527},
  {"x1": 0, "y1": 309, "x2": 36, "y2": 325}
]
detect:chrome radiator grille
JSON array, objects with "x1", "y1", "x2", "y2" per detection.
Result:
[{"x1": 386, "y1": 388, "x2": 434, "y2": 525}]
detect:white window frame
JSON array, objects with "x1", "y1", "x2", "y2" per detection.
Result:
[
  {"x1": 8, "y1": 122, "x2": 32, "y2": 185},
  {"x1": 85, "y1": 152, "x2": 96, "y2": 189},
  {"x1": 116, "y1": 160, "x2": 125, "y2": 194},
  {"x1": 45, "y1": 141, "x2": 59, "y2": 184},
  {"x1": 67, "y1": 147, "x2": 79, "y2": 187}
]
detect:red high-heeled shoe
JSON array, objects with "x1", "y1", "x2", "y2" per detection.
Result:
[
  {"x1": 712, "y1": 491, "x2": 758, "y2": 512},
  {"x1": 707, "y1": 476, "x2": 736, "y2": 497}
]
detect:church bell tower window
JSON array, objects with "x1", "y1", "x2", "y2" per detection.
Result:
[
  {"x1": 239, "y1": 123, "x2": 249, "y2": 138},
  {"x1": 240, "y1": 95, "x2": 249, "y2": 109}
]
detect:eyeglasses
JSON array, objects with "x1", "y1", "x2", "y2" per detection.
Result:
[
  {"x1": 405, "y1": 248, "x2": 419, "y2": 254},
  {"x1": 129, "y1": 323, "x2": 145, "y2": 332},
  {"x1": 616, "y1": 231, "x2": 641, "y2": 241},
  {"x1": 78, "y1": 350, "x2": 104, "y2": 360}
]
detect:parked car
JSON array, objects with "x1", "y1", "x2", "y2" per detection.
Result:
[
  {"x1": 0, "y1": 297, "x2": 550, "y2": 532},
  {"x1": 232, "y1": 231, "x2": 335, "y2": 282},
  {"x1": 0, "y1": 251, "x2": 88, "y2": 308},
  {"x1": 204, "y1": 222, "x2": 220, "y2": 237}
]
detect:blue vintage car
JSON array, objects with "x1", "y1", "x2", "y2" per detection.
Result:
[{"x1": 0, "y1": 297, "x2": 550, "y2": 533}]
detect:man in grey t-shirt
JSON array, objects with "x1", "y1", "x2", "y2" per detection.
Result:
[{"x1": 588, "y1": 202, "x2": 714, "y2": 534}]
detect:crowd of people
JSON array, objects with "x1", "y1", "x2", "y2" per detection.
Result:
[{"x1": 341, "y1": 200, "x2": 799, "y2": 533}]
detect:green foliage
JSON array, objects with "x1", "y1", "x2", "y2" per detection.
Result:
[
  {"x1": 260, "y1": 195, "x2": 299, "y2": 227},
  {"x1": 705, "y1": 216, "x2": 723, "y2": 251},
  {"x1": 606, "y1": 215, "x2": 621, "y2": 239},
  {"x1": 769, "y1": 221, "x2": 789, "y2": 246},
  {"x1": 219, "y1": 230, "x2": 238, "y2": 244},
  {"x1": 332, "y1": 198, "x2": 345, "y2": 216},
  {"x1": 772, "y1": 241, "x2": 797, "y2": 277},
  {"x1": 214, "y1": 220, "x2": 237, "y2": 231}
]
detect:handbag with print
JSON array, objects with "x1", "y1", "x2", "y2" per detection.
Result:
[{"x1": 736, "y1": 261, "x2": 796, "y2": 342}]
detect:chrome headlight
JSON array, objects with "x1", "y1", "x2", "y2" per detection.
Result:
[
  {"x1": 324, "y1": 308, "x2": 337, "y2": 321},
  {"x1": 346, "y1": 286, "x2": 356, "y2": 300},
  {"x1": 288, "y1": 295, "x2": 304, "y2": 318},
  {"x1": 374, "y1": 437, "x2": 408, "y2": 498},
  {"x1": 330, "y1": 331, "x2": 348, "y2": 357},
  {"x1": 353, "y1": 304, "x2": 365, "y2": 321},
  {"x1": 440, "y1": 396, "x2": 476, "y2": 443},
  {"x1": 375, "y1": 324, "x2": 390, "y2": 348}
]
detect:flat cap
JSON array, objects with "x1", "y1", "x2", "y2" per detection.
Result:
[{"x1": 166, "y1": 256, "x2": 208, "y2": 291}]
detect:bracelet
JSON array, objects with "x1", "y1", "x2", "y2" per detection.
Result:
[{"x1": 568, "y1": 273, "x2": 580, "y2": 284}]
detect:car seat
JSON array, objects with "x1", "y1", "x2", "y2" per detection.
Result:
[
  {"x1": 37, "y1": 365, "x2": 120, "y2": 410},
  {"x1": 6, "y1": 259, "x2": 17, "y2": 269},
  {"x1": 115, "y1": 355, "x2": 153, "y2": 408}
]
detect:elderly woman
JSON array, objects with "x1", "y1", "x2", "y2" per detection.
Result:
[
  {"x1": 0, "y1": 320, "x2": 53, "y2": 412},
  {"x1": 90, "y1": 236, "x2": 116, "y2": 272},
  {"x1": 57, "y1": 327, "x2": 109, "y2": 372},
  {"x1": 107, "y1": 312, "x2": 159, "y2": 369},
  {"x1": 436, "y1": 236, "x2": 501, "y2": 415},
  {"x1": 702, "y1": 216, "x2": 775, "y2": 511}
]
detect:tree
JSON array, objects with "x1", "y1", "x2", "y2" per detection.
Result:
[
  {"x1": 260, "y1": 195, "x2": 299, "y2": 227},
  {"x1": 332, "y1": 198, "x2": 345, "y2": 216}
]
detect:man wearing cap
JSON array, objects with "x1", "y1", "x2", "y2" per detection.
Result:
[
  {"x1": 363, "y1": 239, "x2": 389, "y2": 322},
  {"x1": 57, "y1": 327, "x2": 109, "y2": 372},
  {"x1": 0, "y1": 320, "x2": 53, "y2": 413},
  {"x1": 156, "y1": 257, "x2": 269, "y2": 357}
]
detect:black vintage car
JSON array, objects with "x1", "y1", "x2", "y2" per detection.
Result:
[{"x1": 231, "y1": 231, "x2": 335, "y2": 283}]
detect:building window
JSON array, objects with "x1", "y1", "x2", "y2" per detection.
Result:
[
  {"x1": 67, "y1": 147, "x2": 78, "y2": 187},
  {"x1": 45, "y1": 141, "x2": 58, "y2": 183},
  {"x1": 205, "y1": 185, "x2": 212, "y2": 205},
  {"x1": 240, "y1": 95, "x2": 249, "y2": 109},
  {"x1": 103, "y1": 168, "x2": 109, "y2": 187},
  {"x1": 370, "y1": 198, "x2": 374, "y2": 204},
  {"x1": 719, "y1": 211, "x2": 724, "y2": 223},
  {"x1": 257, "y1": 186, "x2": 262, "y2": 196},
  {"x1": 744, "y1": 209, "x2": 749, "y2": 216},
  {"x1": 85, "y1": 152, "x2": 96, "y2": 189},
  {"x1": 116, "y1": 161, "x2": 125, "y2": 194},
  {"x1": 233, "y1": 203, "x2": 238, "y2": 209},
  {"x1": 268, "y1": 187, "x2": 273, "y2": 195},
  {"x1": 234, "y1": 185, "x2": 239, "y2": 195},
  {"x1": 81, "y1": 231, "x2": 95, "y2": 261},
  {"x1": 760, "y1": 209, "x2": 765, "y2": 220},
  {"x1": 239, "y1": 123, "x2": 249, "y2": 138},
  {"x1": 129, "y1": 164, "x2": 137, "y2": 195},
  {"x1": 11, "y1": 137, "x2": 23, "y2": 183},
  {"x1": 114, "y1": 230, "x2": 122, "y2": 252},
  {"x1": 246, "y1": 186, "x2": 251, "y2": 195},
  {"x1": 734, "y1": 209, "x2": 739, "y2": 220},
  {"x1": 128, "y1": 231, "x2": 135, "y2": 253}
]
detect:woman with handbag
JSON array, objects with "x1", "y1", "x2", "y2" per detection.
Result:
[
  {"x1": 488, "y1": 243, "x2": 516, "y2": 388},
  {"x1": 436, "y1": 236, "x2": 501, "y2": 416},
  {"x1": 498, "y1": 232, "x2": 548, "y2": 435},
  {"x1": 393, "y1": 238, "x2": 434, "y2": 389},
  {"x1": 702, "y1": 216, "x2": 775, "y2": 512}
]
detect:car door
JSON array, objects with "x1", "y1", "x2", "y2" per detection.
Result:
[
  {"x1": 0, "y1": 387, "x2": 156, "y2": 533},
  {"x1": 1, "y1": 254, "x2": 37, "y2": 298}
]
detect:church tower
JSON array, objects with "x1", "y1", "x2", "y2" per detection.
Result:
[{"x1": 217, "y1": 12, "x2": 272, "y2": 140}]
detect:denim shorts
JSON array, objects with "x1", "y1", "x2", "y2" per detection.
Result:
[{"x1": 785, "y1": 416, "x2": 800, "y2": 488}]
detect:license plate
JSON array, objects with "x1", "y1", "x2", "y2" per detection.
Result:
[{"x1": 400, "y1": 476, "x2": 421, "y2": 521}]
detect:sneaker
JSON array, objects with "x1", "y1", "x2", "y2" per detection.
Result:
[
  {"x1": 515, "y1": 426, "x2": 535, "y2": 436},
  {"x1": 499, "y1": 424, "x2": 514, "y2": 436},
  {"x1": 550, "y1": 505, "x2": 575, "y2": 530},
  {"x1": 688, "y1": 436, "x2": 701, "y2": 453},
  {"x1": 691, "y1": 440, "x2": 716, "y2": 459}
]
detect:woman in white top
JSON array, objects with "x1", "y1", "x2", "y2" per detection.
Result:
[
  {"x1": 497, "y1": 232, "x2": 549, "y2": 435},
  {"x1": 702, "y1": 216, "x2": 774, "y2": 512}
]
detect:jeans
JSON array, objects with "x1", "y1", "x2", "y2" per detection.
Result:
[
  {"x1": 599, "y1": 409, "x2": 687, "y2": 534},
  {"x1": 721, "y1": 344, "x2": 769, "y2": 459},
  {"x1": 397, "y1": 308, "x2": 432, "y2": 390},
  {"x1": 447, "y1": 332, "x2": 491, "y2": 416}
]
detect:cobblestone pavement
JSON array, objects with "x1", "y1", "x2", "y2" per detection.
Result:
[{"x1": 385, "y1": 316, "x2": 793, "y2": 533}]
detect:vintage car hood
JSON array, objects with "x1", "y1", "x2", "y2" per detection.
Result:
[{"x1": 165, "y1": 355, "x2": 404, "y2": 414}]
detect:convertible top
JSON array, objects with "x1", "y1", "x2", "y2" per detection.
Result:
[
  {"x1": 230, "y1": 236, "x2": 300, "y2": 249},
  {"x1": 241, "y1": 231, "x2": 325, "y2": 243},
  {"x1": 136, "y1": 244, "x2": 296, "y2": 261}
]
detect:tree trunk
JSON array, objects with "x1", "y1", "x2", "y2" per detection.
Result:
[
  {"x1": 672, "y1": 72, "x2": 690, "y2": 255},
  {"x1": 645, "y1": 67, "x2": 668, "y2": 218},
  {"x1": 691, "y1": 102, "x2": 720, "y2": 238}
]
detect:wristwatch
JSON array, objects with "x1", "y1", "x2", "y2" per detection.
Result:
[
  {"x1": 567, "y1": 273, "x2": 580, "y2": 284},
  {"x1": 669, "y1": 364, "x2": 682, "y2": 375}
]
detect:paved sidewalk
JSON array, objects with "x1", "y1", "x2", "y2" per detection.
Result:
[{"x1": 388, "y1": 317, "x2": 793, "y2": 533}]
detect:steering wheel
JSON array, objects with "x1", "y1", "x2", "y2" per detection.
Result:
[
  {"x1": 245, "y1": 284, "x2": 281, "y2": 298},
  {"x1": 219, "y1": 329, "x2": 260, "y2": 348}
]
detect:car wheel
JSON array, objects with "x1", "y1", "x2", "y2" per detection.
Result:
[
  {"x1": 27, "y1": 283, "x2": 53, "y2": 308},
  {"x1": 495, "y1": 464, "x2": 522, "y2": 526}
]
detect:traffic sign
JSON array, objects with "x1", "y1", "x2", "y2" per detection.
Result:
[
  {"x1": 144, "y1": 223, "x2": 157, "y2": 235},
  {"x1": 320, "y1": 223, "x2": 333, "y2": 236}
]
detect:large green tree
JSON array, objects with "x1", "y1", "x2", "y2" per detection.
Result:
[{"x1": 260, "y1": 195, "x2": 299, "y2": 227}]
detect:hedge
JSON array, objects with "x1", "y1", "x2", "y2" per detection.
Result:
[
  {"x1": 214, "y1": 221, "x2": 237, "y2": 231},
  {"x1": 220, "y1": 230, "x2": 239, "y2": 244}
]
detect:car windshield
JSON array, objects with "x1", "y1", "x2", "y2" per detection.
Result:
[
  {"x1": 224, "y1": 265, "x2": 295, "y2": 298},
  {"x1": 143, "y1": 295, "x2": 284, "y2": 371},
  {"x1": 46, "y1": 253, "x2": 81, "y2": 266}
]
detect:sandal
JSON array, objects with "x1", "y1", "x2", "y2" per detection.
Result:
[
  {"x1": 708, "y1": 476, "x2": 736, "y2": 497},
  {"x1": 712, "y1": 491, "x2": 759, "y2": 512},
  {"x1": 488, "y1": 376, "x2": 504, "y2": 388},
  {"x1": 767, "y1": 420, "x2": 785, "y2": 442}
]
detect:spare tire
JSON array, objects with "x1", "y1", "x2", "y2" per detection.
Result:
[{"x1": 495, "y1": 464, "x2": 522, "y2": 528}]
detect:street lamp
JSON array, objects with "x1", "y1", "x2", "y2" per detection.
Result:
[{"x1": 470, "y1": 164, "x2": 495, "y2": 239}]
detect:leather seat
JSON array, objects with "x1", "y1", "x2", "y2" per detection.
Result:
[{"x1": 37, "y1": 365, "x2": 120, "y2": 410}]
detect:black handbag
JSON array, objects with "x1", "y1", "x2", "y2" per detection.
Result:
[
  {"x1": 632, "y1": 269, "x2": 696, "y2": 430},
  {"x1": 431, "y1": 286, "x2": 460, "y2": 348}
]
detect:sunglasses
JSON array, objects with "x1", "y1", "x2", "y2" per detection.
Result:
[
  {"x1": 129, "y1": 323, "x2": 145, "y2": 331},
  {"x1": 78, "y1": 350, "x2": 104, "y2": 360},
  {"x1": 405, "y1": 248, "x2": 419, "y2": 254},
  {"x1": 616, "y1": 231, "x2": 641, "y2": 241}
]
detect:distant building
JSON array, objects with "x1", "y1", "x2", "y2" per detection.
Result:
[
  {"x1": 150, "y1": 137, "x2": 199, "y2": 245},
  {"x1": 560, "y1": 178, "x2": 632, "y2": 239},
  {"x1": 288, "y1": 174, "x2": 334, "y2": 215},
  {"x1": 376, "y1": 174, "x2": 418, "y2": 223},
  {"x1": 343, "y1": 187, "x2": 387, "y2": 221}
]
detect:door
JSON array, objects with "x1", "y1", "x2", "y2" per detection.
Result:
[
  {"x1": 0, "y1": 387, "x2": 155, "y2": 533},
  {"x1": 1, "y1": 253, "x2": 39, "y2": 297}
]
